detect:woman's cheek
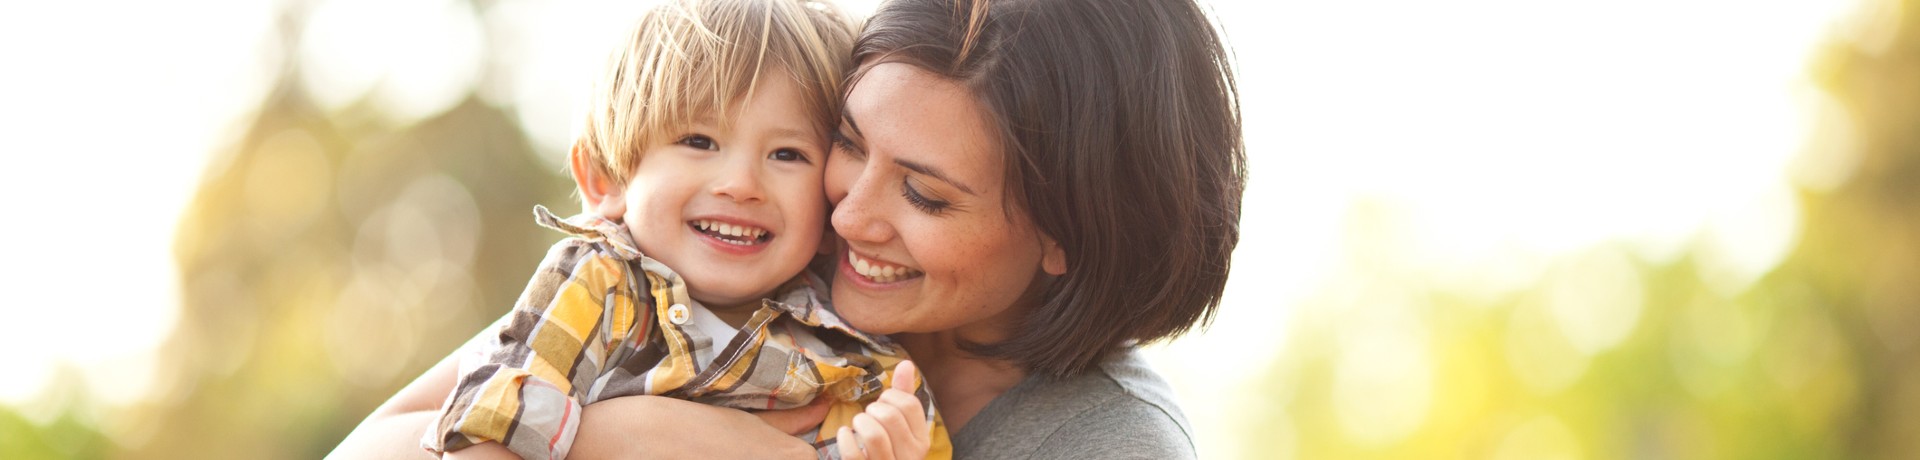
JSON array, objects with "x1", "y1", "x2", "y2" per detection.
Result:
[{"x1": 823, "y1": 154, "x2": 855, "y2": 205}]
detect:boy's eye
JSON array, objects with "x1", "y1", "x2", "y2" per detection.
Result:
[
  {"x1": 678, "y1": 135, "x2": 717, "y2": 150},
  {"x1": 769, "y1": 148, "x2": 809, "y2": 163}
]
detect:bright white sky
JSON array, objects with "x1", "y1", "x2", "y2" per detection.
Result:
[{"x1": 0, "y1": 0, "x2": 1869, "y2": 455}]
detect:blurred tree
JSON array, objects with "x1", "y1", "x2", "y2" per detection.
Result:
[
  {"x1": 129, "y1": 9, "x2": 572, "y2": 456},
  {"x1": 1794, "y1": 0, "x2": 1920, "y2": 454}
]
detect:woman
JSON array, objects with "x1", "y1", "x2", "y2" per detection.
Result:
[{"x1": 331, "y1": 0, "x2": 1241, "y2": 457}]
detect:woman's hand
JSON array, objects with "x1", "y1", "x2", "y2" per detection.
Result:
[
  {"x1": 840, "y1": 361, "x2": 933, "y2": 460},
  {"x1": 567, "y1": 395, "x2": 829, "y2": 460}
]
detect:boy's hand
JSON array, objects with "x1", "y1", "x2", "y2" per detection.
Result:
[{"x1": 839, "y1": 361, "x2": 931, "y2": 460}]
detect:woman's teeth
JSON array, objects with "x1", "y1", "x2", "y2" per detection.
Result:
[
  {"x1": 692, "y1": 220, "x2": 767, "y2": 245},
  {"x1": 849, "y1": 251, "x2": 922, "y2": 283}
]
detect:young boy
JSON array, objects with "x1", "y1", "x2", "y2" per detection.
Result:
[{"x1": 419, "y1": 0, "x2": 947, "y2": 458}]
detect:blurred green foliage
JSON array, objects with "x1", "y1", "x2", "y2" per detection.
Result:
[
  {"x1": 1250, "y1": 0, "x2": 1920, "y2": 458},
  {"x1": 1, "y1": 408, "x2": 112, "y2": 460}
]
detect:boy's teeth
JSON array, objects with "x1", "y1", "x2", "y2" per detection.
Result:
[{"x1": 694, "y1": 220, "x2": 767, "y2": 241}]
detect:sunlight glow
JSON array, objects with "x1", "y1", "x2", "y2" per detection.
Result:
[
  {"x1": 299, "y1": 0, "x2": 485, "y2": 122},
  {"x1": 1150, "y1": 0, "x2": 1866, "y2": 455},
  {"x1": 0, "y1": 0, "x2": 280, "y2": 406}
]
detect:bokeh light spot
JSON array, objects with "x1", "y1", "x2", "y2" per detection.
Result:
[
  {"x1": 1544, "y1": 247, "x2": 1645, "y2": 355},
  {"x1": 1489, "y1": 415, "x2": 1582, "y2": 460},
  {"x1": 1330, "y1": 291, "x2": 1433, "y2": 446},
  {"x1": 1505, "y1": 296, "x2": 1590, "y2": 396}
]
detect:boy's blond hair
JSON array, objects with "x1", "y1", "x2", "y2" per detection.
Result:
[{"x1": 577, "y1": 0, "x2": 857, "y2": 187}]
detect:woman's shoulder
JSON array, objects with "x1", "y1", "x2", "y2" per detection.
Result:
[{"x1": 951, "y1": 349, "x2": 1196, "y2": 459}]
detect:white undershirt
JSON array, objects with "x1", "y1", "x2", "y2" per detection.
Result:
[{"x1": 686, "y1": 304, "x2": 741, "y2": 368}]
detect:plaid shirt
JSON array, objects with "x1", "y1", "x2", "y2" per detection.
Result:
[{"x1": 423, "y1": 206, "x2": 950, "y2": 460}]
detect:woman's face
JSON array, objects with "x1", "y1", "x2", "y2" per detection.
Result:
[{"x1": 824, "y1": 62, "x2": 1064, "y2": 340}]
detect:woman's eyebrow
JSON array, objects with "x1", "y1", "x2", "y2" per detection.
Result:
[
  {"x1": 843, "y1": 108, "x2": 978, "y2": 195},
  {"x1": 841, "y1": 111, "x2": 866, "y2": 138},
  {"x1": 895, "y1": 158, "x2": 978, "y2": 195}
]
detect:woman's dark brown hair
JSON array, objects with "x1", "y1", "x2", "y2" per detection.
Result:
[{"x1": 852, "y1": 0, "x2": 1245, "y2": 378}]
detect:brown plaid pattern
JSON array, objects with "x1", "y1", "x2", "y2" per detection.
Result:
[{"x1": 422, "y1": 206, "x2": 950, "y2": 459}]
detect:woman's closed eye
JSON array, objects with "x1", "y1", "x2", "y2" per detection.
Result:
[
  {"x1": 678, "y1": 134, "x2": 718, "y2": 150},
  {"x1": 902, "y1": 178, "x2": 950, "y2": 214},
  {"x1": 829, "y1": 130, "x2": 864, "y2": 159}
]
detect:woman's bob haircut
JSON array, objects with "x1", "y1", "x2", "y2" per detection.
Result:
[{"x1": 851, "y1": 0, "x2": 1245, "y2": 378}]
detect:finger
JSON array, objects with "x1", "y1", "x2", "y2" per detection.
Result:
[
  {"x1": 877, "y1": 388, "x2": 929, "y2": 444},
  {"x1": 865, "y1": 398, "x2": 912, "y2": 442},
  {"x1": 885, "y1": 361, "x2": 930, "y2": 441},
  {"x1": 890, "y1": 361, "x2": 919, "y2": 392},
  {"x1": 852, "y1": 413, "x2": 895, "y2": 460},
  {"x1": 754, "y1": 396, "x2": 833, "y2": 436},
  {"x1": 838, "y1": 427, "x2": 867, "y2": 460}
]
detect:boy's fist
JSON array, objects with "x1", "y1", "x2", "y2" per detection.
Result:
[{"x1": 839, "y1": 360, "x2": 931, "y2": 460}]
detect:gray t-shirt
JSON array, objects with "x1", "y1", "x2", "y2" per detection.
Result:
[{"x1": 949, "y1": 349, "x2": 1196, "y2": 459}]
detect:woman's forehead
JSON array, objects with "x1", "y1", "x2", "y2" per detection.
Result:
[{"x1": 845, "y1": 63, "x2": 1003, "y2": 185}]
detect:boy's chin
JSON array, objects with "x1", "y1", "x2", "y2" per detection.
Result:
[{"x1": 684, "y1": 276, "x2": 778, "y2": 307}]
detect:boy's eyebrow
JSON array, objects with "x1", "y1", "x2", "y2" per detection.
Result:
[
  {"x1": 767, "y1": 127, "x2": 816, "y2": 144},
  {"x1": 896, "y1": 158, "x2": 978, "y2": 196}
]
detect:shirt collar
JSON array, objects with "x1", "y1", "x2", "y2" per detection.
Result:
[
  {"x1": 532, "y1": 205, "x2": 645, "y2": 261},
  {"x1": 534, "y1": 204, "x2": 894, "y2": 351},
  {"x1": 759, "y1": 272, "x2": 896, "y2": 351}
]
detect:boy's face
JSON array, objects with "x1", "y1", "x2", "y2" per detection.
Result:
[{"x1": 616, "y1": 73, "x2": 828, "y2": 308}]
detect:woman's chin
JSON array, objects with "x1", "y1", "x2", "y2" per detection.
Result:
[{"x1": 829, "y1": 294, "x2": 904, "y2": 335}]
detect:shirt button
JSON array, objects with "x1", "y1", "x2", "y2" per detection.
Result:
[{"x1": 668, "y1": 303, "x2": 691, "y2": 325}]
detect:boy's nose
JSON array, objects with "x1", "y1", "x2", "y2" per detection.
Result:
[{"x1": 711, "y1": 155, "x2": 765, "y2": 202}]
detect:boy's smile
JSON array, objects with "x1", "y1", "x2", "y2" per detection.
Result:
[{"x1": 687, "y1": 216, "x2": 773, "y2": 253}]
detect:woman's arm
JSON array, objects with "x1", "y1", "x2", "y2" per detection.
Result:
[
  {"x1": 329, "y1": 353, "x2": 461, "y2": 460},
  {"x1": 330, "y1": 352, "x2": 828, "y2": 460},
  {"x1": 565, "y1": 396, "x2": 827, "y2": 460}
]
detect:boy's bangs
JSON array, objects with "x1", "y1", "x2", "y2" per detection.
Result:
[
  {"x1": 631, "y1": 0, "x2": 800, "y2": 145},
  {"x1": 582, "y1": 0, "x2": 853, "y2": 184}
]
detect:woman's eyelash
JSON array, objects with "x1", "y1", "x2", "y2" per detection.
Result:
[
  {"x1": 829, "y1": 131, "x2": 862, "y2": 156},
  {"x1": 902, "y1": 179, "x2": 950, "y2": 214}
]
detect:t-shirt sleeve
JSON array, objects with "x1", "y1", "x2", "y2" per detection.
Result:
[{"x1": 1029, "y1": 396, "x2": 1198, "y2": 460}]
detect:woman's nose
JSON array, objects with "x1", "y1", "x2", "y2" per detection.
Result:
[{"x1": 831, "y1": 173, "x2": 894, "y2": 244}]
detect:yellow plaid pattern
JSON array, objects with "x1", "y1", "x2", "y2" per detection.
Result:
[{"x1": 422, "y1": 206, "x2": 950, "y2": 460}]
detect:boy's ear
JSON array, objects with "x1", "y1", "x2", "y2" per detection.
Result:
[{"x1": 568, "y1": 142, "x2": 626, "y2": 220}]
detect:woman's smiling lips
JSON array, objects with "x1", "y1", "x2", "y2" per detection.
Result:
[{"x1": 842, "y1": 249, "x2": 924, "y2": 285}]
